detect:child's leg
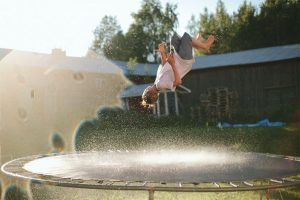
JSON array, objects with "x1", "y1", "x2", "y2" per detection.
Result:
[
  {"x1": 176, "y1": 32, "x2": 193, "y2": 60},
  {"x1": 156, "y1": 42, "x2": 167, "y2": 65},
  {"x1": 192, "y1": 35, "x2": 215, "y2": 53}
]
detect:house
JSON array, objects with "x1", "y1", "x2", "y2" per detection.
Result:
[
  {"x1": 0, "y1": 48, "x2": 128, "y2": 168},
  {"x1": 114, "y1": 44, "x2": 300, "y2": 121}
]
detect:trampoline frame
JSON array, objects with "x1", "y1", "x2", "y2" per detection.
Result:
[{"x1": 1, "y1": 153, "x2": 300, "y2": 200}]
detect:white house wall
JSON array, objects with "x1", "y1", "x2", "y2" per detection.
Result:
[{"x1": 0, "y1": 49, "x2": 129, "y2": 194}]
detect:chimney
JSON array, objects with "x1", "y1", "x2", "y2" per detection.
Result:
[{"x1": 51, "y1": 48, "x2": 66, "y2": 59}]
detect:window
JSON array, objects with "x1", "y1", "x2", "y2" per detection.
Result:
[
  {"x1": 96, "y1": 78, "x2": 104, "y2": 89},
  {"x1": 73, "y1": 72, "x2": 84, "y2": 81},
  {"x1": 31, "y1": 90, "x2": 35, "y2": 99}
]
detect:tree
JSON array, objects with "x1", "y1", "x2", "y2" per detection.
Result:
[
  {"x1": 196, "y1": 0, "x2": 299, "y2": 53},
  {"x1": 92, "y1": 0, "x2": 299, "y2": 61},
  {"x1": 231, "y1": 1, "x2": 257, "y2": 51},
  {"x1": 126, "y1": 0, "x2": 178, "y2": 63},
  {"x1": 90, "y1": 15, "x2": 121, "y2": 55},
  {"x1": 96, "y1": 0, "x2": 178, "y2": 63},
  {"x1": 186, "y1": 15, "x2": 200, "y2": 40},
  {"x1": 186, "y1": 14, "x2": 207, "y2": 57},
  {"x1": 257, "y1": 0, "x2": 300, "y2": 47},
  {"x1": 125, "y1": 24, "x2": 149, "y2": 63},
  {"x1": 197, "y1": 8, "x2": 216, "y2": 55},
  {"x1": 211, "y1": 0, "x2": 233, "y2": 53},
  {"x1": 198, "y1": 1, "x2": 233, "y2": 54},
  {"x1": 103, "y1": 31, "x2": 129, "y2": 61}
]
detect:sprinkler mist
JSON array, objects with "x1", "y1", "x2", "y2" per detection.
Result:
[{"x1": 1, "y1": 149, "x2": 300, "y2": 200}]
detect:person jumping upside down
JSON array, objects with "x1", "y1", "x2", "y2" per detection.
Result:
[{"x1": 142, "y1": 32, "x2": 215, "y2": 106}]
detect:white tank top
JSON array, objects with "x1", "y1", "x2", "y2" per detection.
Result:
[{"x1": 154, "y1": 50, "x2": 194, "y2": 91}]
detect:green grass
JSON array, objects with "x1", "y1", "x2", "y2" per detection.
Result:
[
  {"x1": 32, "y1": 122, "x2": 300, "y2": 200},
  {"x1": 75, "y1": 123, "x2": 300, "y2": 156},
  {"x1": 71, "y1": 110, "x2": 300, "y2": 200},
  {"x1": 31, "y1": 185, "x2": 300, "y2": 200}
]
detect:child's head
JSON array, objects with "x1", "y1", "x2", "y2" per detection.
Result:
[{"x1": 142, "y1": 85, "x2": 159, "y2": 106}]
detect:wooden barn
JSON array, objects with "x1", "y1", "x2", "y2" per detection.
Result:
[
  {"x1": 116, "y1": 44, "x2": 300, "y2": 121},
  {"x1": 184, "y1": 44, "x2": 300, "y2": 122}
]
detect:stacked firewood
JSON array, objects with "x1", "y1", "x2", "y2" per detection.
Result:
[{"x1": 191, "y1": 87, "x2": 238, "y2": 123}]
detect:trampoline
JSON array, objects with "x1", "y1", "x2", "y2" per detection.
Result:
[{"x1": 2, "y1": 150, "x2": 300, "y2": 199}]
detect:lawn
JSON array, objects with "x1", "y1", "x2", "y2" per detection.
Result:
[
  {"x1": 69, "y1": 110, "x2": 300, "y2": 200},
  {"x1": 31, "y1": 185, "x2": 292, "y2": 200},
  {"x1": 75, "y1": 118, "x2": 300, "y2": 156}
]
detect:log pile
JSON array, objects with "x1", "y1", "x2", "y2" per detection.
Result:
[{"x1": 191, "y1": 87, "x2": 239, "y2": 123}]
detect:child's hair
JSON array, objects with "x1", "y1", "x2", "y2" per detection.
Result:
[
  {"x1": 141, "y1": 86, "x2": 159, "y2": 107},
  {"x1": 141, "y1": 93, "x2": 152, "y2": 106}
]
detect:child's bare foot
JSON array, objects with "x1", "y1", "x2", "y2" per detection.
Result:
[
  {"x1": 196, "y1": 33, "x2": 203, "y2": 41},
  {"x1": 204, "y1": 35, "x2": 215, "y2": 53}
]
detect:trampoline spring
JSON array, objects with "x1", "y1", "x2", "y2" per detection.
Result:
[
  {"x1": 106, "y1": 181, "x2": 115, "y2": 186},
  {"x1": 29, "y1": 179, "x2": 43, "y2": 186},
  {"x1": 213, "y1": 182, "x2": 220, "y2": 188},
  {"x1": 243, "y1": 181, "x2": 254, "y2": 187},
  {"x1": 60, "y1": 178, "x2": 72, "y2": 182},
  {"x1": 142, "y1": 181, "x2": 148, "y2": 186},
  {"x1": 37, "y1": 155, "x2": 48, "y2": 158},
  {"x1": 229, "y1": 182, "x2": 239, "y2": 187},
  {"x1": 282, "y1": 178, "x2": 296, "y2": 182},
  {"x1": 284, "y1": 156, "x2": 295, "y2": 161},
  {"x1": 270, "y1": 179, "x2": 283, "y2": 184},
  {"x1": 125, "y1": 181, "x2": 131, "y2": 186},
  {"x1": 73, "y1": 179, "x2": 84, "y2": 183}
]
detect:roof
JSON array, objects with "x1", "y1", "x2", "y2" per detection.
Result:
[
  {"x1": 120, "y1": 83, "x2": 191, "y2": 98},
  {"x1": 193, "y1": 43, "x2": 300, "y2": 70},
  {"x1": 0, "y1": 49, "x2": 123, "y2": 74},
  {"x1": 112, "y1": 44, "x2": 300, "y2": 76},
  {"x1": 120, "y1": 83, "x2": 151, "y2": 98},
  {"x1": 110, "y1": 60, "x2": 157, "y2": 76},
  {"x1": 46, "y1": 56, "x2": 122, "y2": 74},
  {"x1": 0, "y1": 48, "x2": 12, "y2": 61}
]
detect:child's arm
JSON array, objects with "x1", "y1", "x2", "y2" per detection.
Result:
[
  {"x1": 157, "y1": 42, "x2": 167, "y2": 65},
  {"x1": 167, "y1": 53, "x2": 182, "y2": 87}
]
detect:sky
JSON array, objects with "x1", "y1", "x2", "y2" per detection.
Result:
[{"x1": 0, "y1": 0, "x2": 264, "y2": 57}]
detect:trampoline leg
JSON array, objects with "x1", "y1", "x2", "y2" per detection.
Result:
[
  {"x1": 149, "y1": 190, "x2": 155, "y2": 200},
  {"x1": 266, "y1": 189, "x2": 270, "y2": 200},
  {"x1": 259, "y1": 191, "x2": 263, "y2": 200}
]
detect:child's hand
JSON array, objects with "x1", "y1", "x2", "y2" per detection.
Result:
[{"x1": 156, "y1": 42, "x2": 166, "y2": 54}]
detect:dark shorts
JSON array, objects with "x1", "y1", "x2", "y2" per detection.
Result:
[{"x1": 171, "y1": 32, "x2": 193, "y2": 60}]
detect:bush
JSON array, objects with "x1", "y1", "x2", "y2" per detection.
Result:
[
  {"x1": 4, "y1": 184, "x2": 29, "y2": 200},
  {"x1": 74, "y1": 107, "x2": 196, "y2": 151},
  {"x1": 51, "y1": 132, "x2": 65, "y2": 152}
]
